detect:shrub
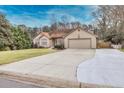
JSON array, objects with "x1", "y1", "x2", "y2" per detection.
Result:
[
  {"x1": 0, "y1": 47, "x2": 11, "y2": 51},
  {"x1": 54, "y1": 45, "x2": 64, "y2": 49},
  {"x1": 4, "y1": 47, "x2": 11, "y2": 51}
]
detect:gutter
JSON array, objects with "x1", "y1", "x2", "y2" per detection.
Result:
[{"x1": 0, "y1": 70, "x2": 115, "y2": 88}]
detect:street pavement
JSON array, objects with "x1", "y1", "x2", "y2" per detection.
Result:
[{"x1": 0, "y1": 77, "x2": 40, "y2": 88}]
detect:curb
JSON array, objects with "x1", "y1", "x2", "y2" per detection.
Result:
[
  {"x1": 0, "y1": 70, "x2": 114, "y2": 88},
  {"x1": 0, "y1": 70, "x2": 80, "y2": 88}
]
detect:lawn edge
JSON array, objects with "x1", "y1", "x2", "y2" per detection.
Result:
[{"x1": 0, "y1": 49, "x2": 57, "y2": 65}]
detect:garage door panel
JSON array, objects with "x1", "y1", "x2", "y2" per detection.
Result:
[{"x1": 68, "y1": 39, "x2": 91, "y2": 49}]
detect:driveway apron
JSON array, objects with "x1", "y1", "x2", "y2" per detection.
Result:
[
  {"x1": 77, "y1": 49, "x2": 124, "y2": 87},
  {"x1": 0, "y1": 49, "x2": 95, "y2": 82}
]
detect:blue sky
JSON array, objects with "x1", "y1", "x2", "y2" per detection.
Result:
[{"x1": 0, "y1": 5, "x2": 97, "y2": 27}]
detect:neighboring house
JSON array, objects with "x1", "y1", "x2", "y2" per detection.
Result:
[{"x1": 33, "y1": 28, "x2": 97, "y2": 49}]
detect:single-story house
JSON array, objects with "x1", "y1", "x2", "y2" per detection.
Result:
[{"x1": 33, "y1": 28, "x2": 97, "y2": 49}]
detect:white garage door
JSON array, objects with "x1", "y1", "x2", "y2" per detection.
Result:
[{"x1": 68, "y1": 39, "x2": 91, "y2": 49}]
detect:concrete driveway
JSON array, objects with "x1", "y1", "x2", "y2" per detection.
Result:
[
  {"x1": 77, "y1": 49, "x2": 124, "y2": 87},
  {"x1": 0, "y1": 49, "x2": 95, "y2": 82}
]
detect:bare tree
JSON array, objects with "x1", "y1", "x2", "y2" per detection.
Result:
[
  {"x1": 93, "y1": 5, "x2": 124, "y2": 44},
  {"x1": 42, "y1": 26, "x2": 50, "y2": 32},
  {"x1": 50, "y1": 14, "x2": 58, "y2": 31},
  {"x1": 61, "y1": 15, "x2": 70, "y2": 30}
]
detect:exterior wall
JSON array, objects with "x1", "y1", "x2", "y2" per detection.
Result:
[
  {"x1": 51, "y1": 38, "x2": 64, "y2": 48},
  {"x1": 64, "y1": 29, "x2": 96, "y2": 48},
  {"x1": 33, "y1": 35, "x2": 51, "y2": 48},
  {"x1": 33, "y1": 34, "x2": 41, "y2": 45},
  {"x1": 55, "y1": 38, "x2": 64, "y2": 46},
  {"x1": 33, "y1": 38, "x2": 38, "y2": 45},
  {"x1": 49, "y1": 39, "x2": 53, "y2": 48},
  {"x1": 39, "y1": 36, "x2": 50, "y2": 47}
]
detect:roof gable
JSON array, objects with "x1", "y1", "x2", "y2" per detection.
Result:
[
  {"x1": 49, "y1": 30, "x2": 72, "y2": 38},
  {"x1": 34, "y1": 28, "x2": 96, "y2": 40},
  {"x1": 64, "y1": 28, "x2": 97, "y2": 38},
  {"x1": 34, "y1": 32, "x2": 50, "y2": 40}
]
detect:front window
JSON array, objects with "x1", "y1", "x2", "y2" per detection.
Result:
[
  {"x1": 42, "y1": 42, "x2": 47, "y2": 45},
  {"x1": 42, "y1": 38, "x2": 47, "y2": 45}
]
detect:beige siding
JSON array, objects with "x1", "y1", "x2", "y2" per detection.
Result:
[
  {"x1": 33, "y1": 34, "x2": 41, "y2": 45},
  {"x1": 64, "y1": 29, "x2": 96, "y2": 48},
  {"x1": 39, "y1": 36, "x2": 51, "y2": 47}
]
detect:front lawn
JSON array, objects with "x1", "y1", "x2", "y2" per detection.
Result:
[
  {"x1": 120, "y1": 49, "x2": 124, "y2": 52},
  {"x1": 0, "y1": 48, "x2": 56, "y2": 65}
]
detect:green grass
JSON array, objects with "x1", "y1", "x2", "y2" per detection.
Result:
[
  {"x1": 120, "y1": 48, "x2": 124, "y2": 51},
  {"x1": 0, "y1": 48, "x2": 56, "y2": 65}
]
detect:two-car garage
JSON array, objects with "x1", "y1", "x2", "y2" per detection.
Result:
[
  {"x1": 68, "y1": 38, "x2": 91, "y2": 49},
  {"x1": 64, "y1": 29, "x2": 97, "y2": 49}
]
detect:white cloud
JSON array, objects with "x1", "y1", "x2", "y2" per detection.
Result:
[
  {"x1": 4, "y1": 5, "x2": 98, "y2": 27},
  {"x1": 45, "y1": 6, "x2": 96, "y2": 24},
  {"x1": 7, "y1": 14, "x2": 49, "y2": 27}
]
